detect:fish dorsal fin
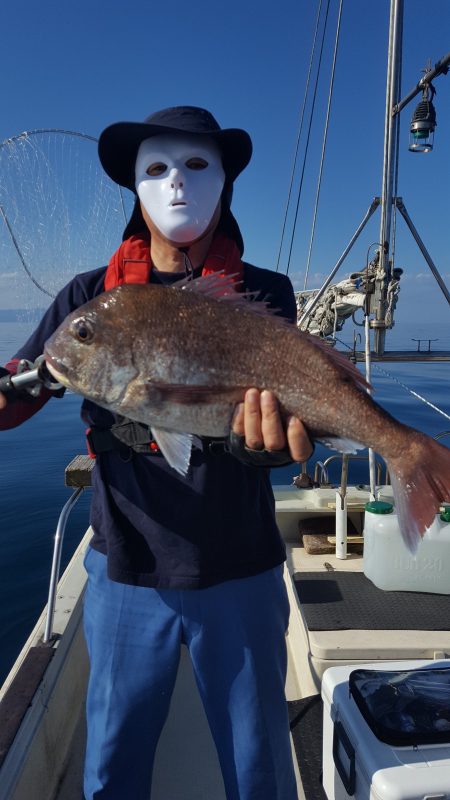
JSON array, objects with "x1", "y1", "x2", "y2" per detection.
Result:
[
  {"x1": 174, "y1": 272, "x2": 288, "y2": 320},
  {"x1": 174, "y1": 271, "x2": 242, "y2": 298}
]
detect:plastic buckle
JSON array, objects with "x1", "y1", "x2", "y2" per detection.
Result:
[
  {"x1": 86, "y1": 428, "x2": 97, "y2": 460},
  {"x1": 208, "y1": 439, "x2": 227, "y2": 456}
]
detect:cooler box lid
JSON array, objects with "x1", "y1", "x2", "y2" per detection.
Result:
[{"x1": 349, "y1": 666, "x2": 450, "y2": 747}]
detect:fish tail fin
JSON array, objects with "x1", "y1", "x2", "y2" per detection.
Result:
[{"x1": 388, "y1": 433, "x2": 450, "y2": 553}]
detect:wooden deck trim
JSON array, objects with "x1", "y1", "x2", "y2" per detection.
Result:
[{"x1": 0, "y1": 646, "x2": 55, "y2": 768}]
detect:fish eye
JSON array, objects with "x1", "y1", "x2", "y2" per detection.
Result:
[
  {"x1": 146, "y1": 162, "x2": 167, "y2": 176},
  {"x1": 186, "y1": 157, "x2": 208, "y2": 170},
  {"x1": 72, "y1": 318, "x2": 95, "y2": 344}
]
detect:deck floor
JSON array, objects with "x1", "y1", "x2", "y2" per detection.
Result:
[{"x1": 55, "y1": 642, "x2": 305, "y2": 800}]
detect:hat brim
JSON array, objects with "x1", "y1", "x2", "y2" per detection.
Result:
[{"x1": 99, "y1": 121, "x2": 252, "y2": 191}]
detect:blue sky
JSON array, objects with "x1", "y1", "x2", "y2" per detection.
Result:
[{"x1": 0, "y1": 0, "x2": 449, "y2": 324}]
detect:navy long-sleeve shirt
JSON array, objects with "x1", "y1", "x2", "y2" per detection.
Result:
[{"x1": 1, "y1": 262, "x2": 297, "y2": 589}]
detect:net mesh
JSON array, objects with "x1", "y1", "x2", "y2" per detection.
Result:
[{"x1": 0, "y1": 129, "x2": 134, "y2": 317}]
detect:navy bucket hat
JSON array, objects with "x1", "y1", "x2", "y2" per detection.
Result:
[
  {"x1": 98, "y1": 105, "x2": 253, "y2": 191},
  {"x1": 99, "y1": 106, "x2": 252, "y2": 254}
]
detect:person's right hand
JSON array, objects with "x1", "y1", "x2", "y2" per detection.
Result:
[
  {"x1": 0, "y1": 392, "x2": 7, "y2": 410},
  {"x1": 232, "y1": 388, "x2": 313, "y2": 463}
]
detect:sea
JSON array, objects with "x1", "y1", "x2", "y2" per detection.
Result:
[{"x1": 0, "y1": 319, "x2": 449, "y2": 685}]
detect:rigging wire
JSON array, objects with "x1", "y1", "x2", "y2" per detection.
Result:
[
  {"x1": 275, "y1": 0, "x2": 325, "y2": 272},
  {"x1": 371, "y1": 362, "x2": 450, "y2": 423},
  {"x1": 285, "y1": 0, "x2": 332, "y2": 277},
  {"x1": 335, "y1": 335, "x2": 450, "y2": 423},
  {"x1": 303, "y1": 0, "x2": 344, "y2": 290}
]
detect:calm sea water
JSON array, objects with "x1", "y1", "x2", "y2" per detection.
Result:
[{"x1": 0, "y1": 320, "x2": 449, "y2": 683}]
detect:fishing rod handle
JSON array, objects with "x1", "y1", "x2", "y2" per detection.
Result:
[
  {"x1": 0, "y1": 367, "x2": 43, "y2": 397},
  {"x1": 0, "y1": 357, "x2": 63, "y2": 398}
]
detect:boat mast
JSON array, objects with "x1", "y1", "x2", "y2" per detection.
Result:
[{"x1": 372, "y1": 0, "x2": 404, "y2": 355}]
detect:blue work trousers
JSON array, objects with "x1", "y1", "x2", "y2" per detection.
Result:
[{"x1": 83, "y1": 547, "x2": 297, "y2": 799}]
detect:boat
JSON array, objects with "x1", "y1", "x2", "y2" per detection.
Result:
[
  {"x1": 1, "y1": 452, "x2": 450, "y2": 799},
  {"x1": 1, "y1": 1, "x2": 450, "y2": 798}
]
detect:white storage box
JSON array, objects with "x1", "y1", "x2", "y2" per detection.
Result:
[{"x1": 322, "y1": 659, "x2": 450, "y2": 800}]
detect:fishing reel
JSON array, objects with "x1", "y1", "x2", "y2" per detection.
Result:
[{"x1": 0, "y1": 355, "x2": 63, "y2": 398}]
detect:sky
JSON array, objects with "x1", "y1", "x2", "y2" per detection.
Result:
[{"x1": 0, "y1": 0, "x2": 449, "y2": 324}]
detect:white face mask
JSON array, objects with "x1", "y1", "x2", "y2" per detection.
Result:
[{"x1": 135, "y1": 134, "x2": 225, "y2": 244}]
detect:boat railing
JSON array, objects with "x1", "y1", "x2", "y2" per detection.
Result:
[
  {"x1": 314, "y1": 453, "x2": 385, "y2": 486},
  {"x1": 313, "y1": 460, "x2": 329, "y2": 485},
  {"x1": 43, "y1": 455, "x2": 94, "y2": 644}
]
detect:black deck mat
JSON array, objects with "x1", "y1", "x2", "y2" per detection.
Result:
[
  {"x1": 293, "y1": 571, "x2": 450, "y2": 630},
  {"x1": 288, "y1": 696, "x2": 326, "y2": 800}
]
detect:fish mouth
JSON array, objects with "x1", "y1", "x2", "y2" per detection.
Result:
[{"x1": 44, "y1": 353, "x2": 70, "y2": 383}]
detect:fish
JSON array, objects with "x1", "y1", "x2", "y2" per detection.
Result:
[{"x1": 44, "y1": 273, "x2": 450, "y2": 552}]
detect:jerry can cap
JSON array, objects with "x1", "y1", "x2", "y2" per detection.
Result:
[{"x1": 365, "y1": 500, "x2": 394, "y2": 514}]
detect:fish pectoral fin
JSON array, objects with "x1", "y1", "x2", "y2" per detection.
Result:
[
  {"x1": 316, "y1": 436, "x2": 364, "y2": 454},
  {"x1": 146, "y1": 382, "x2": 244, "y2": 405},
  {"x1": 151, "y1": 428, "x2": 193, "y2": 476}
]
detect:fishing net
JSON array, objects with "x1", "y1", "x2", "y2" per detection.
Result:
[{"x1": 0, "y1": 129, "x2": 134, "y2": 318}]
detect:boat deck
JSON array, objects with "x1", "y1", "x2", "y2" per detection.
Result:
[
  {"x1": 285, "y1": 543, "x2": 450, "y2": 692},
  {"x1": 278, "y1": 480, "x2": 450, "y2": 697}
]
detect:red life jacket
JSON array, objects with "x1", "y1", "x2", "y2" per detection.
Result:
[{"x1": 104, "y1": 230, "x2": 244, "y2": 290}]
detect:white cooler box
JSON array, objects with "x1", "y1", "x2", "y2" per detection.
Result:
[{"x1": 322, "y1": 660, "x2": 450, "y2": 800}]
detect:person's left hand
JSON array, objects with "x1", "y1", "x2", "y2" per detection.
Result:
[{"x1": 231, "y1": 388, "x2": 313, "y2": 463}]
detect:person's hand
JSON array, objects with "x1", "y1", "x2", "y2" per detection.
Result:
[
  {"x1": 232, "y1": 388, "x2": 313, "y2": 462},
  {"x1": 0, "y1": 392, "x2": 7, "y2": 411}
]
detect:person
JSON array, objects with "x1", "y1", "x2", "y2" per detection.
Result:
[{"x1": 0, "y1": 106, "x2": 312, "y2": 799}]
